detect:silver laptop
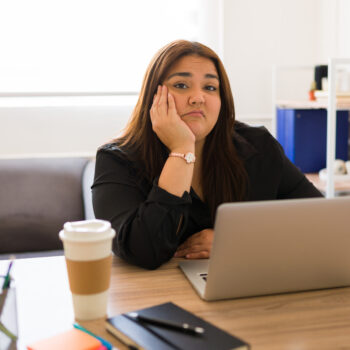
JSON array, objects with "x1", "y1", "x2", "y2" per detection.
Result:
[{"x1": 179, "y1": 197, "x2": 350, "y2": 301}]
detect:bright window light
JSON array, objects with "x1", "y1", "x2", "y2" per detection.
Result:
[{"x1": 0, "y1": 0, "x2": 200, "y2": 93}]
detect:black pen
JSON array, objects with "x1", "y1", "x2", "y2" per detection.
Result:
[{"x1": 126, "y1": 312, "x2": 205, "y2": 335}]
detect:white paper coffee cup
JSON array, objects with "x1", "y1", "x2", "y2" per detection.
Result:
[{"x1": 59, "y1": 219, "x2": 115, "y2": 320}]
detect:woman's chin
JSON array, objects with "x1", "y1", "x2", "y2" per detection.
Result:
[{"x1": 186, "y1": 124, "x2": 205, "y2": 141}]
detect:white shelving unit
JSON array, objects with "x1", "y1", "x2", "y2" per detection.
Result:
[
  {"x1": 272, "y1": 60, "x2": 350, "y2": 198},
  {"x1": 326, "y1": 58, "x2": 350, "y2": 198}
]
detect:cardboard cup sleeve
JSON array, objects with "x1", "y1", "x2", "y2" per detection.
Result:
[{"x1": 65, "y1": 255, "x2": 112, "y2": 295}]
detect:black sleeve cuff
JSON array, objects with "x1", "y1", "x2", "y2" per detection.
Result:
[{"x1": 147, "y1": 177, "x2": 192, "y2": 205}]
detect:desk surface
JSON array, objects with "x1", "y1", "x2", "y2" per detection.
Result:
[
  {"x1": 306, "y1": 173, "x2": 350, "y2": 194},
  {"x1": 2, "y1": 256, "x2": 350, "y2": 349}
]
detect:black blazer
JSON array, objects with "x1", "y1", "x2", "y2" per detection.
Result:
[{"x1": 92, "y1": 122, "x2": 323, "y2": 269}]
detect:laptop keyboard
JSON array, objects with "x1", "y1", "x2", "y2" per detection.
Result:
[{"x1": 199, "y1": 273, "x2": 207, "y2": 282}]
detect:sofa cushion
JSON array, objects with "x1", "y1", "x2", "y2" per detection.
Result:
[{"x1": 0, "y1": 157, "x2": 89, "y2": 254}]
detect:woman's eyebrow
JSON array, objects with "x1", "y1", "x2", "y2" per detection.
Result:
[
  {"x1": 205, "y1": 73, "x2": 219, "y2": 80},
  {"x1": 166, "y1": 72, "x2": 191, "y2": 80},
  {"x1": 166, "y1": 72, "x2": 219, "y2": 80}
]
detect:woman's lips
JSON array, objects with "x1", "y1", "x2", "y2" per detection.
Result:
[{"x1": 182, "y1": 110, "x2": 204, "y2": 118}]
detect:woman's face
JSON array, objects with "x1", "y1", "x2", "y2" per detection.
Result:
[{"x1": 164, "y1": 55, "x2": 221, "y2": 144}]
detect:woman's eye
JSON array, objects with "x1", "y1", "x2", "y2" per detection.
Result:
[
  {"x1": 205, "y1": 85, "x2": 217, "y2": 91},
  {"x1": 174, "y1": 83, "x2": 188, "y2": 89}
]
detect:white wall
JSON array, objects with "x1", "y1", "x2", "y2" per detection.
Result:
[
  {"x1": 317, "y1": 0, "x2": 350, "y2": 61},
  {"x1": 0, "y1": 96, "x2": 135, "y2": 157},
  {"x1": 1, "y1": 0, "x2": 349, "y2": 157},
  {"x1": 223, "y1": 0, "x2": 321, "y2": 122},
  {"x1": 337, "y1": 0, "x2": 350, "y2": 58},
  {"x1": 223, "y1": 0, "x2": 350, "y2": 126}
]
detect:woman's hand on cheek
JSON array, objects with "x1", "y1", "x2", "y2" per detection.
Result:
[
  {"x1": 174, "y1": 229, "x2": 214, "y2": 259},
  {"x1": 150, "y1": 85, "x2": 195, "y2": 151}
]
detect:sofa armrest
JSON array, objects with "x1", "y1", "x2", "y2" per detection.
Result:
[{"x1": 82, "y1": 159, "x2": 96, "y2": 220}]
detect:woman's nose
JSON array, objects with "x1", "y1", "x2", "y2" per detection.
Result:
[{"x1": 188, "y1": 90, "x2": 205, "y2": 105}]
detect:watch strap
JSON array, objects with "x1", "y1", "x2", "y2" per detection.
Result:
[{"x1": 169, "y1": 152, "x2": 196, "y2": 164}]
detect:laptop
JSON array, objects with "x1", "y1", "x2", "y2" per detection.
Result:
[{"x1": 179, "y1": 196, "x2": 350, "y2": 301}]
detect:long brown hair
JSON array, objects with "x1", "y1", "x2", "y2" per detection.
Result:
[{"x1": 118, "y1": 40, "x2": 247, "y2": 220}]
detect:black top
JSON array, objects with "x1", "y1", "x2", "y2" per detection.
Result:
[{"x1": 92, "y1": 122, "x2": 323, "y2": 269}]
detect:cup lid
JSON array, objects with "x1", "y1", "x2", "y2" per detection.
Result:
[{"x1": 59, "y1": 219, "x2": 115, "y2": 242}]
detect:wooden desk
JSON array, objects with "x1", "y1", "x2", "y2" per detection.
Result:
[
  {"x1": 2, "y1": 256, "x2": 350, "y2": 349},
  {"x1": 306, "y1": 173, "x2": 350, "y2": 195}
]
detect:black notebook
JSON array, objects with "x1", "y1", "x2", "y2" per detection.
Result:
[{"x1": 105, "y1": 302, "x2": 250, "y2": 350}]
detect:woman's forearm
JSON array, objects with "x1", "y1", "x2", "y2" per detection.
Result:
[{"x1": 158, "y1": 151, "x2": 195, "y2": 197}]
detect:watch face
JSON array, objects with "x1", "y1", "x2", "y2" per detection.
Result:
[{"x1": 184, "y1": 152, "x2": 195, "y2": 163}]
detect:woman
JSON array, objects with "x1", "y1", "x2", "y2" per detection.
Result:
[{"x1": 92, "y1": 40, "x2": 322, "y2": 269}]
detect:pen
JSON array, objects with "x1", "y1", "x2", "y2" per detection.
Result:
[
  {"x1": 73, "y1": 323, "x2": 117, "y2": 350},
  {"x1": 126, "y1": 312, "x2": 205, "y2": 335},
  {"x1": 2, "y1": 258, "x2": 14, "y2": 290}
]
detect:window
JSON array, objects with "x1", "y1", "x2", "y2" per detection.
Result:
[{"x1": 0, "y1": 0, "x2": 202, "y2": 93}]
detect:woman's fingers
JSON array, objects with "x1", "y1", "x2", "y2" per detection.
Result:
[
  {"x1": 185, "y1": 251, "x2": 210, "y2": 259},
  {"x1": 156, "y1": 85, "x2": 167, "y2": 118},
  {"x1": 175, "y1": 247, "x2": 209, "y2": 259},
  {"x1": 151, "y1": 85, "x2": 167, "y2": 118},
  {"x1": 167, "y1": 91, "x2": 176, "y2": 112},
  {"x1": 158, "y1": 85, "x2": 168, "y2": 117},
  {"x1": 175, "y1": 244, "x2": 207, "y2": 256},
  {"x1": 175, "y1": 240, "x2": 210, "y2": 257},
  {"x1": 150, "y1": 85, "x2": 161, "y2": 122},
  {"x1": 150, "y1": 84, "x2": 195, "y2": 150},
  {"x1": 158, "y1": 85, "x2": 167, "y2": 105},
  {"x1": 151, "y1": 85, "x2": 176, "y2": 121},
  {"x1": 174, "y1": 229, "x2": 214, "y2": 259}
]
